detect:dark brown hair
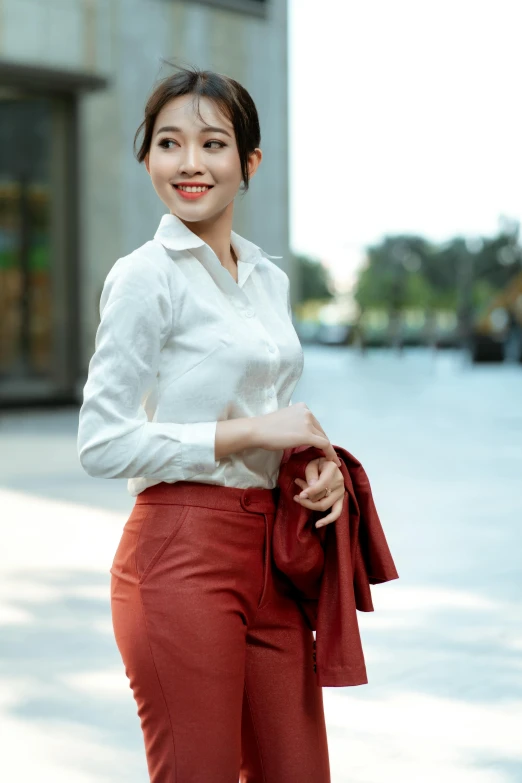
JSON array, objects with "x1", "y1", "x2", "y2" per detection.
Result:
[{"x1": 134, "y1": 61, "x2": 261, "y2": 193}]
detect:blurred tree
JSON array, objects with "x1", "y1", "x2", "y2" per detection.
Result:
[
  {"x1": 355, "y1": 235, "x2": 436, "y2": 311},
  {"x1": 470, "y1": 220, "x2": 521, "y2": 291},
  {"x1": 354, "y1": 223, "x2": 522, "y2": 330},
  {"x1": 293, "y1": 253, "x2": 334, "y2": 303},
  {"x1": 403, "y1": 271, "x2": 433, "y2": 309}
]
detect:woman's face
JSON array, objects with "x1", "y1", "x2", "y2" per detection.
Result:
[{"x1": 145, "y1": 94, "x2": 261, "y2": 222}]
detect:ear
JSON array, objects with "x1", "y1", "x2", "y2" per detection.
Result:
[
  {"x1": 144, "y1": 152, "x2": 150, "y2": 175},
  {"x1": 247, "y1": 148, "x2": 263, "y2": 180}
]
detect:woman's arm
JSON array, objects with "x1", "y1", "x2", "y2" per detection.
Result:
[
  {"x1": 214, "y1": 418, "x2": 257, "y2": 461},
  {"x1": 77, "y1": 255, "x2": 241, "y2": 480}
]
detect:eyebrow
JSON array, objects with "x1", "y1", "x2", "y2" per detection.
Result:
[{"x1": 155, "y1": 125, "x2": 232, "y2": 138}]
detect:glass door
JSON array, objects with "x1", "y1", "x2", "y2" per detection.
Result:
[{"x1": 0, "y1": 87, "x2": 76, "y2": 404}]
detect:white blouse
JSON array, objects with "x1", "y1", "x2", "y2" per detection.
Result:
[{"x1": 77, "y1": 212, "x2": 304, "y2": 496}]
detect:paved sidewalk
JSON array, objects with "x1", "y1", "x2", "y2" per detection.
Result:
[{"x1": 1, "y1": 347, "x2": 521, "y2": 782}]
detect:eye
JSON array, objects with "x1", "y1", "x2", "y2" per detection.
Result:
[
  {"x1": 157, "y1": 138, "x2": 226, "y2": 150},
  {"x1": 158, "y1": 139, "x2": 177, "y2": 149}
]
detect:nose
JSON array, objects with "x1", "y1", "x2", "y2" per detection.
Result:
[{"x1": 178, "y1": 143, "x2": 205, "y2": 175}]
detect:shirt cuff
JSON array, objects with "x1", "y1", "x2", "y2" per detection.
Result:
[{"x1": 180, "y1": 421, "x2": 219, "y2": 477}]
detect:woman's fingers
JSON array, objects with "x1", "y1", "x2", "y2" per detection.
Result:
[
  {"x1": 303, "y1": 459, "x2": 322, "y2": 486},
  {"x1": 293, "y1": 476, "x2": 315, "y2": 498},
  {"x1": 315, "y1": 496, "x2": 344, "y2": 528},
  {"x1": 310, "y1": 428, "x2": 341, "y2": 467},
  {"x1": 294, "y1": 490, "x2": 341, "y2": 512},
  {"x1": 297, "y1": 460, "x2": 336, "y2": 500}
]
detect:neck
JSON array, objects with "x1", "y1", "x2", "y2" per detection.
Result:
[{"x1": 174, "y1": 200, "x2": 236, "y2": 266}]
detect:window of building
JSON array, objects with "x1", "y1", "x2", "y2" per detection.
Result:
[
  {"x1": 0, "y1": 63, "x2": 106, "y2": 406},
  {"x1": 0, "y1": 88, "x2": 75, "y2": 404}
]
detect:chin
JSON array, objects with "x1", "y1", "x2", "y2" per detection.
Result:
[
  {"x1": 173, "y1": 202, "x2": 230, "y2": 224},
  {"x1": 174, "y1": 205, "x2": 213, "y2": 220}
]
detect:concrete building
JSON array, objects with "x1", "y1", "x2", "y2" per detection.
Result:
[{"x1": 0, "y1": 0, "x2": 290, "y2": 406}]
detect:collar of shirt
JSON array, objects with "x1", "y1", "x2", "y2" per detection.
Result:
[{"x1": 153, "y1": 212, "x2": 283, "y2": 291}]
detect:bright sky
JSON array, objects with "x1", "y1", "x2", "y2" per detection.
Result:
[{"x1": 289, "y1": 0, "x2": 522, "y2": 289}]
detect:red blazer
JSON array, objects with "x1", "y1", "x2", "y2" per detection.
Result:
[{"x1": 273, "y1": 443, "x2": 399, "y2": 687}]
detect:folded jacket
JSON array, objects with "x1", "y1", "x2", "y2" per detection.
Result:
[{"x1": 274, "y1": 443, "x2": 399, "y2": 687}]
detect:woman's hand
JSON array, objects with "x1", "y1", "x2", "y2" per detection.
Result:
[
  {"x1": 251, "y1": 402, "x2": 342, "y2": 467},
  {"x1": 293, "y1": 457, "x2": 345, "y2": 528}
]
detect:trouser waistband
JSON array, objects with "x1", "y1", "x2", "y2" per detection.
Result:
[{"x1": 135, "y1": 480, "x2": 279, "y2": 515}]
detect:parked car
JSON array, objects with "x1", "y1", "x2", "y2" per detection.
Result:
[{"x1": 316, "y1": 322, "x2": 353, "y2": 345}]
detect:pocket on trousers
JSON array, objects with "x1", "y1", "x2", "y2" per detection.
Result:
[{"x1": 136, "y1": 503, "x2": 191, "y2": 585}]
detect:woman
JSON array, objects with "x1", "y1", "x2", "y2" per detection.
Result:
[{"x1": 77, "y1": 63, "x2": 346, "y2": 783}]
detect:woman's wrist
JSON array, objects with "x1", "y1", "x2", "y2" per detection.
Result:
[{"x1": 215, "y1": 416, "x2": 260, "y2": 461}]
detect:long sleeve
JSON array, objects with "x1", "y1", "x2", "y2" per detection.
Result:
[
  {"x1": 284, "y1": 271, "x2": 296, "y2": 407},
  {"x1": 77, "y1": 255, "x2": 219, "y2": 480}
]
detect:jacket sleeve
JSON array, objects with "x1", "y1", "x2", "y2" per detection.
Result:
[{"x1": 77, "y1": 255, "x2": 219, "y2": 480}]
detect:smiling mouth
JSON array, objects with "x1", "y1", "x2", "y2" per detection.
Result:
[
  {"x1": 172, "y1": 184, "x2": 214, "y2": 201},
  {"x1": 173, "y1": 184, "x2": 214, "y2": 192}
]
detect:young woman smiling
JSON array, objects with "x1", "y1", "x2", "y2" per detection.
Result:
[{"x1": 77, "y1": 63, "x2": 345, "y2": 782}]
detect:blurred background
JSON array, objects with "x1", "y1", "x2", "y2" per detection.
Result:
[{"x1": 0, "y1": 1, "x2": 521, "y2": 781}]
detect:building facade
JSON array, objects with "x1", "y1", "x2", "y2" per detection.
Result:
[{"x1": 0, "y1": 0, "x2": 290, "y2": 406}]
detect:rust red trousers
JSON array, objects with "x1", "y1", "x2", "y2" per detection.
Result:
[{"x1": 110, "y1": 480, "x2": 331, "y2": 783}]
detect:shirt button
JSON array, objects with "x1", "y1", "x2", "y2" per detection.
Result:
[
  {"x1": 244, "y1": 307, "x2": 255, "y2": 317},
  {"x1": 195, "y1": 463, "x2": 204, "y2": 471},
  {"x1": 267, "y1": 344, "x2": 276, "y2": 353},
  {"x1": 267, "y1": 388, "x2": 275, "y2": 398}
]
